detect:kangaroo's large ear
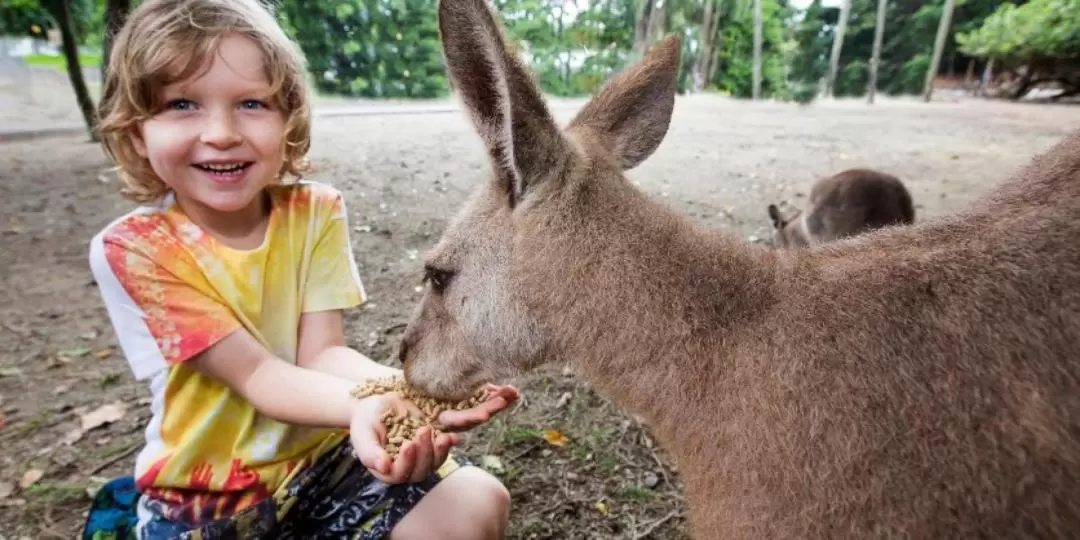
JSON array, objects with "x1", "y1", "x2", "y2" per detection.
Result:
[
  {"x1": 767, "y1": 204, "x2": 785, "y2": 229},
  {"x1": 567, "y1": 34, "x2": 681, "y2": 170},
  {"x1": 438, "y1": 0, "x2": 568, "y2": 207}
]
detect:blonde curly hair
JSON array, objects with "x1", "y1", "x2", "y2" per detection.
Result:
[{"x1": 97, "y1": 0, "x2": 312, "y2": 204}]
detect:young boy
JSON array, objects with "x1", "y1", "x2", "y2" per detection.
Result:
[{"x1": 84, "y1": 0, "x2": 517, "y2": 537}]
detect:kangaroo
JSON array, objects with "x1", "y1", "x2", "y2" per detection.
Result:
[
  {"x1": 767, "y1": 168, "x2": 916, "y2": 248},
  {"x1": 398, "y1": 0, "x2": 1080, "y2": 537}
]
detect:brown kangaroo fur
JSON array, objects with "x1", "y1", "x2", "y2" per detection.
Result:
[
  {"x1": 399, "y1": 0, "x2": 1080, "y2": 537},
  {"x1": 767, "y1": 168, "x2": 916, "y2": 248}
]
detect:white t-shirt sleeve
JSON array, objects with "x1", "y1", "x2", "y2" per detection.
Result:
[{"x1": 89, "y1": 231, "x2": 169, "y2": 381}]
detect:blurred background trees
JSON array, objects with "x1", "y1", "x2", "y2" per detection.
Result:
[{"x1": 1, "y1": 0, "x2": 1076, "y2": 138}]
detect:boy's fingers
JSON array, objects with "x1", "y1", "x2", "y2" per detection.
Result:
[
  {"x1": 436, "y1": 408, "x2": 490, "y2": 431},
  {"x1": 484, "y1": 385, "x2": 520, "y2": 403},
  {"x1": 409, "y1": 428, "x2": 434, "y2": 483},
  {"x1": 433, "y1": 433, "x2": 453, "y2": 467},
  {"x1": 394, "y1": 443, "x2": 418, "y2": 482},
  {"x1": 352, "y1": 428, "x2": 390, "y2": 475}
]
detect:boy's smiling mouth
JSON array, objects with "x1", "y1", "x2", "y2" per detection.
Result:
[
  {"x1": 195, "y1": 162, "x2": 252, "y2": 173},
  {"x1": 193, "y1": 161, "x2": 255, "y2": 184}
]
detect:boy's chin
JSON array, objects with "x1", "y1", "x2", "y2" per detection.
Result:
[
  {"x1": 191, "y1": 180, "x2": 272, "y2": 210},
  {"x1": 191, "y1": 188, "x2": 267, "y2": 214}
]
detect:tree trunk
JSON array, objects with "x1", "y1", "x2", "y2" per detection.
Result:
[
  {"x1": 752, "y1": 0, "x2": 762, "y2": 99},
  {"x1": 645, "y1": 0, "x2": 667, "y2": 49},
  {"x1": 963, "y1": 59, "x2": 975, "y2": 91},
  {"x1": 632, "y1": 0, "x2": 652, "y2": 60},
  {"x1": 825, "y1": 0, "x2": 851, "y2": 98},
  {"x1": 922, "y1": 0, "x2": 955, "y2": 102},
  {"x1": 692, "y1": 0, "x2": 716, "y2": 92},
  {"x1": 48, "y1": 0, "x2": 98, "y2": 141},
  {"x1": 701, "y1": 2, "x2": 725, "y2": 91},
  {"x1": 978, "y1": 57, "x2": 994, "y2": 96},
  {"x1": 867, "y1": 0, "x2": 887, "y2": 104},
  {"x1": 101, "y1": 0, "x2": 132, "y2": 82}
]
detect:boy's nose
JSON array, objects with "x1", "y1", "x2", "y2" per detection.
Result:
[{"x1": 200, "y1": 114, "x2": 242, "y2": 148}]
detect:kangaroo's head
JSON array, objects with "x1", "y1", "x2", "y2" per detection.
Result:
[
  {"x1": 398, "y1": 0, "x2": 681, "y2": 400},
  {"x1": 767, "y1": 203, "x2": 809, "y2": 248}
]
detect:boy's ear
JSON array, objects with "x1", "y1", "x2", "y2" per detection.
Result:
[{"x1": 130, "y1": 129, "x2": 148, "y2": 159}]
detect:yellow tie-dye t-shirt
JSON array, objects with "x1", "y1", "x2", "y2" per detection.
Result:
[{"x1": 88, "y1": 181, "x2": 366, "y2": 523}]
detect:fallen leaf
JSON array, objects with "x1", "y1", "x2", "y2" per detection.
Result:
[
  {"x1": 80, "y1": 331, "x2": 98, "y2": 340},
  {"x1": 62, "y1": 427, "x2": 84, "y2": 445},
  {"x1": 0, "y1": 480, "x2": 13, "y2": 499},
  {"x1": 0, "y1": 368, "x2": 23, "y2": 377},
  {"x1": 542, "y1": 430, "x2": 570, "y2": 447},
  {"x1": 80, "y1": 402, "x2": 126, "y2": 431},
  {"x1": 59, "y1": 347, "x2": 91, "y2": 359},
  {"x1": 479, "y1": 455, "x2": 504, "y2": 474},
  {"x1": 594, "y1": 499, "x2": 610, "y2": 516},
  {"x1": 45, "y1": 356, "x2": 70, "y2": 369},
  {"x1": 0, "y1": 410, "x2": 5, "y2": 431},
  {"x1": 19, "y1": 469, "x2": 43, "y2": 489},
  {"x1": 94, "y1": 348, "x2": 115, "y2": 359}
]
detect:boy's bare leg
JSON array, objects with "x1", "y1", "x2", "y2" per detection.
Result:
[{"x1": 390, "y1": 466, "x2": 511, "y2": 540}]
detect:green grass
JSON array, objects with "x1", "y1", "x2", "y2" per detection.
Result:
[{"x1": 23, "y1": 53, "x2": 101, "y2": 71}]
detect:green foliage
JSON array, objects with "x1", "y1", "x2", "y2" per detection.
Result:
[
  {"x1": 1, "y1": 0, "x2": 101, "y2": 45},
  {"x1": 279, "y1": 0, "x2": 447, "y2": 98},
  {"x1": 956, "y1": 0, "x2": 1080, "y2": 62},
  {"x1": 0, "y1": 0, "x2": 53, "y2": 38},
  {"x1": 711, "y1": 0, "x2": 794, "y2": 98},
  {"x1": 788, "y1": 0, "x2": 831, "y2": 86}
]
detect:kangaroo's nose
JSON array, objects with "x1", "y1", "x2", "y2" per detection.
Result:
[{"x1": 397, "y1": 341, "x2": 409, "y2": 367}]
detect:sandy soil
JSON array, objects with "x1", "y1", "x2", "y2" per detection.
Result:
[{"x1": 1, "y1": 93, "x2": 1078, "y2": 538}]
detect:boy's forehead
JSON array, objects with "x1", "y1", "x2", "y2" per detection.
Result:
[{"x1": 163, "y1": 34, "x2": 270, "y2": 90}]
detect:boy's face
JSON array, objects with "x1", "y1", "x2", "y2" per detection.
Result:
[{"x1": 132, "y1": 33, "x2": 286, "y2": 218}]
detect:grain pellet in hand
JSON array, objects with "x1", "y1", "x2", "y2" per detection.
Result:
[{"x1": 350, "y1": 376, "x2": 487, "y2": 459}]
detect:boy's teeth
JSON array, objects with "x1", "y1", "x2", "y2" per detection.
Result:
[{"x1": 200, "y1": 163, "x2": 245, "y2": 171}]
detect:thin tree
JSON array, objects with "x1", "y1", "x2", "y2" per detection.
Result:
[
  {"x1": 633, "y1": 0, "x2": 652, "y2": 60},
  {"x1": 692, "y1": 0, "x2": 718, "y2": 92},
  {"x1": 867, "y1": 0, "x2": 887, "y2": 104},
  {"x1": 752, "y1": 0, "x2": 762, "y2": 99},
  {"x1": 44, "y1": 0, "x2": 97, "y2": 141},
  {"x1": 922, "y1": 0, "x2": 956, "y2": 102},
  {"x1": 101, "y1": 0, "x2": 132, "y2": 82},
  {"x1": 824, "y1": 0, "x2": 851, "y2": 98}
]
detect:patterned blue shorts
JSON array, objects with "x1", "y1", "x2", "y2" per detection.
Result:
[{"x1": 83, "y1": 439, "x2": 469, "y2": 540}]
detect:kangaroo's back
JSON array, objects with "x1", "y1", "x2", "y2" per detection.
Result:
[
  {"x1": 805, "y1": 168, "x2": 914, "y2": 238},
  {"x1": 768, "y1": 168, "x2": 916, "y2": 248},
  {"x1": 723, "y1": 133, "x2": 1080, "y2": 538}
]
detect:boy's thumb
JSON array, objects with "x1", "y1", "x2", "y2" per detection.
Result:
[{"x1": 352, "y1": 429, "x2": 390, "y2": 474}]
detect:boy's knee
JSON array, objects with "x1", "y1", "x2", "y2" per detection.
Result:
[
  {"x1": 392, "y1": 466, "x2": 511, "y2": 540},
  {"x1": 451, "y1": 467, "x2": 511, "y2": 539}
]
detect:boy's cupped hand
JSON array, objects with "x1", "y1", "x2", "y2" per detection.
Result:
[{"x1": 349, "y1": 384, "x2": 520, "y2": 484}]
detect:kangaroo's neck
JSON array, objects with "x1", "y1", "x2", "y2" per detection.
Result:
[{"x1": 517, "y1": 176, "x2": 780, "y2": 438}]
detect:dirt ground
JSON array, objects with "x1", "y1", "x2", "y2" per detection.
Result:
[{"x1": 1, "y1": 93, "x2": 1079, "y2": 539}]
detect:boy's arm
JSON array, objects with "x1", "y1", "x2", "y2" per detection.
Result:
[
  {"x1": 188, "y1": 327, "x2": 363, "y2": 428},
  {"x1": 295, "y1": 309, "x2": 402, "y2": 382}
]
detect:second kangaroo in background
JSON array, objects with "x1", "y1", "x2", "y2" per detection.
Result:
[{"x1": 767, "y1": 168, "x2": 915, "y2": 247}]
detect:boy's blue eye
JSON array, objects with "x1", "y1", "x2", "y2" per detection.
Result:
[
  {"x1": 240, "y1": 100, "x2": 268, "y2": 110},
  {"x1": 166, "y1": 99, "x2": 195, "y2": 111}
]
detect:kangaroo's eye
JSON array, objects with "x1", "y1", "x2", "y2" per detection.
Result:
[{"x1": 423, "y1": 265, "x2": 455, "y2": 294}]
